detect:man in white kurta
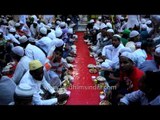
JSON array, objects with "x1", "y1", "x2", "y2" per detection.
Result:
[
  {"x1": 25, "y1": 43, "x2": 47, "y2": 65},
  {"x1": 126, "y1": 15, "x2": 140, "y2": 29},
  {"x1": 102, "y1": 34, "x2": 124, "y2": 68},
  {"x1": 20, "y1": 60, "x2": 68, "y2": 105},
  {"x1": 36, "y1": 27, "x2": 53, "y2": 53},
  {"x1": 20, "y1": 70, "x2": 58, "y2": 105},
  {"x1": 11, "y1": 46, "x2": 32, "y2": 84}
]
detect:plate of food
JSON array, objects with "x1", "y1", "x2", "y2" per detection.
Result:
[
  {"x1": 64, "y1": 75, "x2": 74, "y2": 82},
  {"x1": 89, "y1": 68, "x2": 98, "y2": 74},
  {"x1": 97, "y1": 59, "x2": 104, "y2": 63},
  {"x1": 99, "y1": 100, "x2": 112, "y2": 105},
  {"x1": 96, "y1": 76, "x2": 106, "y2": 82},
  {"x1": 87, "y1": 64, "x2": 96, "y2": 69},
  {"x1": 57, "y1": 88, "x2": 67, "y2": 95},
  {"x1": 68, "y1": 64, "x2": 73, "y2": 68}
]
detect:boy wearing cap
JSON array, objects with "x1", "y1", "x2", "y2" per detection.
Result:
[{"x1": 111, "y1": 52, "x2": 144, "y2": 105}]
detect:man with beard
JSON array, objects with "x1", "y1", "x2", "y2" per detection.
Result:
[{"x1": 20, "y1": 60, "x2": 69, "y2": 105}]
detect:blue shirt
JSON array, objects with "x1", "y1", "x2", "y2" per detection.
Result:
[
  {"x1": 139, "y1": 60, "x2": 159, "y2": 72},
  {"x1": 120, "y1": 90, "x2": 160, "y2": 105},
  {"x1": 0, "y1": 76, "x2": 16, "y2": 105}
]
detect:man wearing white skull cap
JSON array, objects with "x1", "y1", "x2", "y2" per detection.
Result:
[
  {"x1": 55, "y1": 39, "x2": 64, "y2": 48},
  {"x1": 129, "y1": 30, "x2": 139, "y2": 38},
  {"x1": 12, "y1": 83, "x2": 34, "y2": 105},
  {"x1": 19, "y1": 19, "x2": 31, "y2": 37},
  {"x1": 146, "y1": 20, "x2": 153, "y2": 34},
  {"x1": 40, "y1": 27, "x2": 47, "y2": 35},
  {"x1": 118, "y1": 51, "x2": 144, "y2": 93},
  {"x1": 102, "y1": 34, "x2": 124, "y2": 69},
  {"x1": 100, "y1": 23, "x2": 107, "y2": 29},
  {"x1": 107, "y1": 29, "x2": 114, "y2": 33},
  {"x1": 11, "y1": 46, "x2": 32, "y2": 85},
  {"x1": 9, "y1": 27, "x2": 16, "y2": 33},
  {"x1": 29, "y1": 21, "x2": 39, "y2": 38},
  {"x1": 24, "y1": 42, "x2": 46, "y2": 65},
  {"x1": 106, "y1": 22, "x2": 112, "y2": 29},
  {"x1": 19, "y1": 35, "x2": 28, "y2": 44},
  {"x1": 47, "y1": 29, "x2": 56, "y2": 40},
  {"x1": 11, "y1": 46, "x2": 24, "y2": 57},
  {"x1": 89, "y1": 19, "x2": 94, "y2": 23},
  {"x1": 11, "y1": 46, "x2": 31, "y2": 84},
  {"x1": 133, "y1": 40, "x2": 154, "y2": 68},
  {"x1": 59, "y1": 22, "x2": 66, "y2": 28},
  {"x1": 121, "y1": 52, "x2": 135, "y2": 63},
  {"x1": 125, "y1": 30, "x2": 140, "y2": 52},
  {"x1": 15, "y1": 23, "x2": 21, "y2": 27}
]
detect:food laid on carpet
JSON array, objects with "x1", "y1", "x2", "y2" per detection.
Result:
[{"x1": 89, "y1": 68, "x2": 98, "y2": 74}]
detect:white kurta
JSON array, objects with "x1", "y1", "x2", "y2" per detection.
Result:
[
  {"x1": 125, "y1": 41, "x2": 136, "y2": 52},
  {"x1": 20, "y1": 71, "x2": 57, "y2": 105},
  {"x1": 19, "y1": 15, "x2": 28, "y2": 24},
  {"x1": 25, "y1": 43, "x2": 46, "y2": 65},
  {"x1": 126, "y1": 15, "x2": 140, "y2": 29},
  {"x1": 21, "y1": 24, "x2": 31, "y2": 37},
  {"x1": 102, "y1": 44, "x2": 124, "y2": 68},
  {"x1": 36, "y1": 36, "x2": 53, "y2": 54},
  {"x1": 47, "y1": 29, "x2": 56, "y2": 40},
  {"x1": 12, "y1": 56, "x2": 32, "y2": 85},
  {"x1": 30, "y1": 24, "x2": 39, "y2": 38},
  {"x1": 8, "y1": 33, "x2": 20, "y2": 44},
  {"x1": 43, "y1": 15, "x2": 54, "y2": 24},
  {"x1": 133, "y1": 49, "x2": 147, "y2": 68},
  {"x1": 120, "y1": 90, "x2": 160, "y2": 105}
]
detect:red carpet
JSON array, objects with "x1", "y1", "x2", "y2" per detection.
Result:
[{"x1": 66, "y1": 32, "x2": 101, "y2": 105}]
